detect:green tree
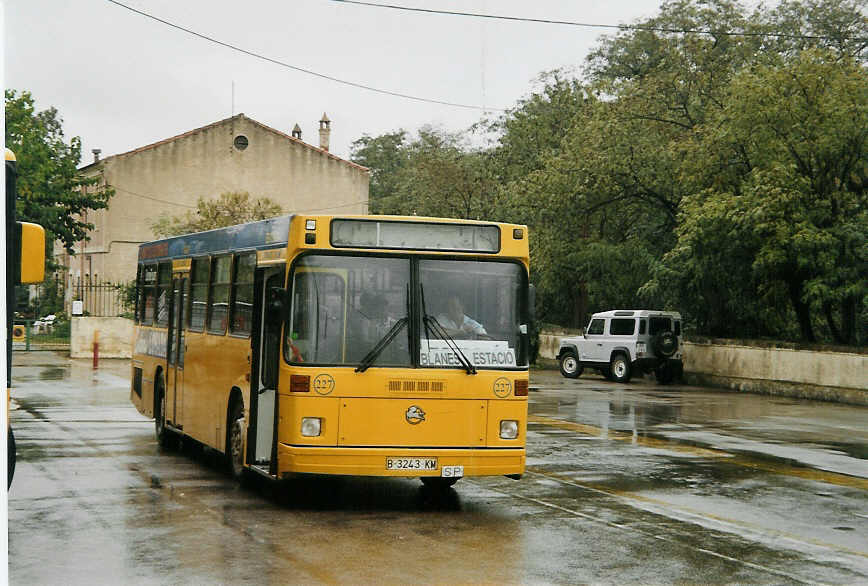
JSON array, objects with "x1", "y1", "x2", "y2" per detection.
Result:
[
  {"x1": 664, "y1": 51, "x2": 868, "y2": 343},
  {"x1": 351, "y1": 127, "x2": 499, "y2": 220},
  {"x1": 5, "y1": 90, "x2": 114, "y2": 253},
  {"x1": 150, "y1": 191, "x2": 283, "y2": 237},
  {"x1": 488, "y1": 71, "x2": 587, "y2": 184},
  {"x1": 349, "y1": 130, "x2": 408, "y2": 213}
]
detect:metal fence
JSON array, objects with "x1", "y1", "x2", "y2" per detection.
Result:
[
  {"x1": 14, "y1": 276, "x2": 134, "y2": 351},
  {"x1": 68, "y1": 276, "x2": 135, "y2": 317}
]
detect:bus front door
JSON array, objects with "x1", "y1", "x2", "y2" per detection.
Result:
[
  {"x1": 250, "y1": 268, "x2": 283, "y2": 473},
  {"x1": 166, "y1": 275, "x2": 187, "y2": 427}
]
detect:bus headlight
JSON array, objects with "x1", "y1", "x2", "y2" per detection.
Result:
[
  {"x1": 500, "y1": 420, "x2": 519, "y2": 439},
  {"x1": 301, "y1": 417, "x2": 322, "y2": 437}
]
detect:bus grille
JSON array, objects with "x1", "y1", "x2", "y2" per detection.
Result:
[{"x1": 387, "y1": 380, "x2": 446, "y2": 393}]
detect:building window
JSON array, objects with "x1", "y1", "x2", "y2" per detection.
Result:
[{"x1": 234, "y1": 135, "x2": 249, "y2": 151}]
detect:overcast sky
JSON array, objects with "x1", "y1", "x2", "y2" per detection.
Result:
[{"x1": 6, "y1": 0, "x2": 663, "y2": 163}]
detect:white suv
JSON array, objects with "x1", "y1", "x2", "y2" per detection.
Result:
[{"x1": 556, "y1": 310, "x2": 683, "y2": 384}]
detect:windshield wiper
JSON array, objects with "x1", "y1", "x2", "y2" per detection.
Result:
[
  {"x1": 420, "y1": 285, "x2": 476, "y2": 375},
  {"x1": 355, "y1": 317, "x2": 408, "y2": 373}
]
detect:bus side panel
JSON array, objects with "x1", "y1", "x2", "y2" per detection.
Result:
[
  {"x1": 181, "y1": 332, "x2": 250, "y2": 451},
  {"x1": 131, "y1": 327, "x2": 168, "y2": 419}
]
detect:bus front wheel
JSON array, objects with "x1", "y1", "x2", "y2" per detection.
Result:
[{"x1": 226, "y1": 401, "x2": 246, "y2": 480}]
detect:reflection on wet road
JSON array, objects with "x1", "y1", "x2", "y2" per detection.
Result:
[{"x1": 8, "y1": 353, "x2": 868, "y2": 584}]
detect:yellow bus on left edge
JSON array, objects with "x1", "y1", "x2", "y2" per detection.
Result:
[{"x1": 6, "y1": 148, "x2": 47, "y2": 487}]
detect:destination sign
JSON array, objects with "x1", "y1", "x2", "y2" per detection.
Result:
[
  {"x1": 419, "y1": 339, "x2": 517, "y2": 368},
  {"x1": 331, "y1": 219, "x2": 500, "y2": 253}
]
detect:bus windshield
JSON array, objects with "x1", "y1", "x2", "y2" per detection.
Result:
[{"x1": 284, "y1": 254, "x2": 527, "y2": 369}]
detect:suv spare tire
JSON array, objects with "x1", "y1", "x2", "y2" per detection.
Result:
[{"x1": 653, "y1": 331, "x2": 678, "y2": 357}]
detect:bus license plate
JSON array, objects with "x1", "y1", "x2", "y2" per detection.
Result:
[{"x1": 386, "y1": 457, "x2": 437, "y2": 471}]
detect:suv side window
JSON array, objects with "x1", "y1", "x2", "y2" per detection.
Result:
[
  {"x1": 587, "y1": 318, "x2": 605, "y2": 335},
  {"x1": 649, "y1": 317, "x2": 671, "y2": 335},
  {"x1": 610, "y1": 318, "x2": 635, "y2": 335},
  {"x1": 639, "y1": 319, "x2": 647, "y2": 335}
]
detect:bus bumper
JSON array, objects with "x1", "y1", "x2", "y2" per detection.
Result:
[{"x1": 277, "y1": 444, "x2": 525, "y2": 478}]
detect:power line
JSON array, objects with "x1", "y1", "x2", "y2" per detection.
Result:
[
  {"x1": 327, "y1": 0, "x2": 867, "y2": 42},
  {"x1": 105, "y1": 0, "x2": 504, "y2": 112},
  {"x1": 111, "y1": 186, "x2": 197, "y2": 208},
  {"x1": 298, "y1": 198, "x2": 370, "y2": 213}
]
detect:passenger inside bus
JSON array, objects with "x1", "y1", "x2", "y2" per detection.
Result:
[
  {"x1": 347, "y1": 290, "x2": 406, "y2": 363},
  {"x1": 436, "y1": 295, "x2": 488, "y2": 339}
]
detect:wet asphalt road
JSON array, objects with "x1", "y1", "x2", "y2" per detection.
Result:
[{"x1": 8, "y1": 352, "x2": 868, "y2": 584}]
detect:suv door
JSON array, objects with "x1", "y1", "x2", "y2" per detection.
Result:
[{"x1": 582, "y1": 317, "x2": 607, "y2": 362}]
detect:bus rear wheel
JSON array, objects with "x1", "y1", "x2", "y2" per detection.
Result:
[{"x1": 155, "y1": 375, "x2": 178, "y2": 450}]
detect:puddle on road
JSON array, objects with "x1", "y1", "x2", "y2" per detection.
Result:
[
  {"x1": 39, "y1": 367, "x2": 69, "y2": 381},
  {"x1": 816, "y1": 441, "x2": 868, "y2": 460}
]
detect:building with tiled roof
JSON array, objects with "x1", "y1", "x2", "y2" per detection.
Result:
[{"x1": 58, "y1": 113, "x2": 369, "y2": 285}]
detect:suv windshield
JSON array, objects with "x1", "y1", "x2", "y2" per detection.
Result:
[{"x1": 285, "y1": 255, "x2": 528, "y2": 369}]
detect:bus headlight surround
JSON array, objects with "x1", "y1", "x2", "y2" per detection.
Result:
[
  {"x1": 500, "y1": 420, "x2": 519, "y2": 440},
  {"x1": 301, "y1": 417, "x2": 322, "y2": 437}
]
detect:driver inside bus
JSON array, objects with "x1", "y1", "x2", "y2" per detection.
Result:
[{"x1": 437, "y1": 295, "x2": 488, "y2": 339}]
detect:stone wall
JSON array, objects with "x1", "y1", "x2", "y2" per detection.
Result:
[
  {"x1": 71, "y1": 317, "x2": 134, "y2": 359},
  {"x1": 682, "y1": 339, "x2": 868, "y2": 405},
  {"x1": 539, "y1": 330, "x2": 868, "y2": 405}
]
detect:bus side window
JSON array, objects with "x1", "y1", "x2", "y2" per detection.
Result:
[
  {"x1": 134, "y1": 265, "x2": 142, "y2": 324},
  {"x1": 230, "y1": 252, "x2": 256, "y2": 337},
  {"x1": 188, "y1": 257, "x2": 209, "y2": 332},
  {"x1": 142, "y1": 264, "x2": 157, "y2": 324},
  {"x1": 155, "y1": 262, "x2": 172, "y2": 327},
  {"x1": 207, "y1": 255, "x2": 232, "y2": 335}
]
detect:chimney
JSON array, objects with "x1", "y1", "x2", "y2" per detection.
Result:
[
  {"x1": 291, "y1": 123, "x2": 302, "y2": 140},
  {"x1": 92, "y1": 148, "x2": 101, "y2": 163},
  {"x1": 318, "y1": 113, "x2": 331, "y2": 152}
]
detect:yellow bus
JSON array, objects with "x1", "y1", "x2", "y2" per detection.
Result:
[
  {"x1": 130, "y1": 215, "x2": 531, "y2": 489},
  {"x1": 5, "y1": 149, "x2": 46, "y2": 487}
]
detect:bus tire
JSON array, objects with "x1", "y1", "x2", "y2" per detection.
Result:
[
  {"x1": 226, "y1": 400, "x2": 246, "y2": 481},
  {"x1": 155, "y1": 374, "x2": 178, "y2": 450},
  {"x1": 421, "y1": 477, "x2": 459, "y2": 489},
  {"x1": 8, "y1": 427, "x2": 16, "y2": 489}
]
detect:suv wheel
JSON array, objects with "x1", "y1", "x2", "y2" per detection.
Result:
[
  {"x1": 609, "y1": 353, "x2": 631, "y2": 383},
  {"x1": 559, "y1": 351, "x2": 582, "y2": 379}
]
